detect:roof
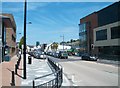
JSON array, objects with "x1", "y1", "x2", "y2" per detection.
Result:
[
  {"x1": 79, "y1": 2, "x2": 118, "y2": 21},
  {"x1": 97, "y1": 2, "x2": 119, "y2": 13},
  {"x1": 1, "y1": 14, "x2": 16, "y2": 31},
  {"x1": 80, "y1": 12, "x2": 97, "y2": 21},
  {"x1": 27, "y1": 45, "x2": 34, "y2": 48}
]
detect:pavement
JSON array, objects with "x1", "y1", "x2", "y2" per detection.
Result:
[
  {"x1": 21, "y1": 54, "x2": 71, "y2": 87},
  {"x1": 0, "y1": 54, "x2": 81, "y2": 87},
  {"x1": 21, "y1": 54, "x2": 55, "y2": 86},
  {"x1": 0, "y1": 55, "x2": 22, "y2": 87},
  {"x1": 0, "y1": 63, "x2": 2, "y2": 88}
]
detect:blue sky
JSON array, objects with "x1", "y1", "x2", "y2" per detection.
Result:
[{"x1": 2, "y1": 2, "x2": 113, "y2": 45}]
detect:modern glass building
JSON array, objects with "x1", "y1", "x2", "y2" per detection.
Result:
[
  {"x1": 79, "y1": 23, "x2": 87, "y2": 54},
  {"x1": 79, "y1": 12, "x2": 98, "y2": 55}
]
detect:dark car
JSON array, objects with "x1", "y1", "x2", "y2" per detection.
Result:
[
  {"x1": 81, "y1": 53, "x2": 98, "y2": 61},
  {"x1": 54, "y1": 52, "x2": 59, "y2": 58},
  {"x1": 58, "y1": 51, "x2": 68, "y2": 59},
  {"x1": 35, "y1": 51, "x2": 46, "y2": 59}
]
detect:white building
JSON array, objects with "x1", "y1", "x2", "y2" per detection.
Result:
[{"x1": 44, "y1": 43, "x2": 71, "y2": 52}]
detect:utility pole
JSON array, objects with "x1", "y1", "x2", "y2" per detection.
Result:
[
  {"x1": 23, "y1": 0, "x2": 27, "y2": 79},
  {"x1": 60, "y1": 35, "x2": 64, "y2": 51}
]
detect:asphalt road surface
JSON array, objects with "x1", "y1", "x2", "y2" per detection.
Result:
[{"x1": 48, "y1": 56, "x2": 119, "y2": 86}]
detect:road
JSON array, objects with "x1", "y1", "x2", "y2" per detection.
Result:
[{"x1": 48, "y1": 56, "x2": 118, "y2": 86}]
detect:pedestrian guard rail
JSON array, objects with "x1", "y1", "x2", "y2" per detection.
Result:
[{"x1": 33, "y1": 58, "x2": 63, "y2": 88}]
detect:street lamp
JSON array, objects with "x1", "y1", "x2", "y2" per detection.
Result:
[
  {"x1": 60, "y1": 35, "x2": 64, "y2": 51},
  {"x1": 23, "y1": 0, "x2": 32, "y2": 79},
  {"x1": 28, "y1": 22, "x2": 32, "y2": 24},
  {"x1": 23, "y1": 0, "x2": 27, "y2": 79}
]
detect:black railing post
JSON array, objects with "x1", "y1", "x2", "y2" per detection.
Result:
[
  {"x1": 61, "y1": 68, "x2": 63, "y2": 84},
  {"x1": 56, "y1": 71, "x2": 59, "y2": 88},
  {"x1": 11, "y1": 71, "x2": 15, "y2": 86},
  {"x1": 33, "y1": 80, "x2": 35, "y2": 88}
]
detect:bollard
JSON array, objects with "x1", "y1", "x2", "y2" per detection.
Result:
[
  {"x1": 11, "y1": 71, "x2": 15, "y2": 86},
  {"x1": 15, "y1": 64, "x2": 18, "y2": 74},
  {"x1": 17, "y1": 61, "x2": 19, "y2": 69},
  {"x1": 28, "y1": 56, "x2": 32, "y2": 64},
  {"x1": 19, "y1": 54, "x2": 21, "y2": 59}
]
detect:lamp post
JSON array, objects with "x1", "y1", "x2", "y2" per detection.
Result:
[
  {"x1": 23, "y1": 0, "x2": 27, "y2": 79},
  {"x1": 60, "y1": 35, "x2": 64, "y2": 51}
]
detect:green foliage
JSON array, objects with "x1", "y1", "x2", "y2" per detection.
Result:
[
  {"x1": 51, "y1": 42, "x2": 58, "y2": 50},
  {"x1": 19, "y1": 36, "x2": 24, "y2": 49}
]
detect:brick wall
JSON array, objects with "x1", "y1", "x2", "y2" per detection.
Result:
[{"x1": 80, "y1": 12, "x2": 98, "y2": 54}]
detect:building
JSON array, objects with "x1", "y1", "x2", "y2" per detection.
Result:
[
  {"x1": 36, "y1": 41, "x2": 40, "y2": 47},
  {"x1": 26, "y1": 45, "x2": 34, "y2": 52},
  {"x1": 41, "y1": 44, "x2": 47, "y2": 51},
  {"x1": 0, "y1": 14, "x2": 16, "y2": 62},
  {"x1": 79, "y1": 12, "x2": 98, "y2": 55},
  {"x1": 44, "y1": 43, "x2": 71, "y2": 52},
  {"x1": 66, "y1": 39, "x2": 80, "y2": 49},
  {"x1": 93, "y1": 2, "x2": 120, "y2": 60}
]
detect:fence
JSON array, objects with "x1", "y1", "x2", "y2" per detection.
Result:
[{"x1": 33, "y1": 58, "x2": 63, "y2": 88}]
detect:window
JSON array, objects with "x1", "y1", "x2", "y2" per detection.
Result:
[
  {"x1": 96, "y1": 29, "x2": 107, "y2": 41},
  {"x1": 111, "y1": 26, "x2": 120, "y2": 39},
  {"x1": 79, "y1": 23, "x2": 86, "y2": 33}
]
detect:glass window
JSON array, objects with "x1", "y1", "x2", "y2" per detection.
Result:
[
  {"x1": 96, "y1": 29, "x2": 107, "y2": 41},
  {"x1": 79, "y1": 23, "x2": 87, "y2": 53},
  {"x1": 111, "y1": 26, "x2": 120, "y2": 39},
  {"x1": 79, "y1": 23, "x2": 86, "y2": 33}
]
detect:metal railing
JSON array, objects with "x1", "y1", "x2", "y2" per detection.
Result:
[{"x1": 33, "y1": 58, "x2": 63, "y2": 88}]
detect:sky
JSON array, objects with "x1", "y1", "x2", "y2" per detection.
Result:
[{"x1": 2, "y1": 2, "x2": 113, "y2": 45}]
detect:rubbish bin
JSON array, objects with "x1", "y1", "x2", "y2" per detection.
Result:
[{"x1": 28, "y1": 56, "x2": 32, "y2": 64}]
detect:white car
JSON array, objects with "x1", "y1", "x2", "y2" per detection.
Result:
[{"x1": 40, "y1": 54, "x2": 46, "y2": 59}]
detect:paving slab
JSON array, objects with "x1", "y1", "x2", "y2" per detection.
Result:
[
  {"x1": 0, "y1": 55, "x2": 22, "y2": 87},
  {"x1": 21, "y1": 55, "x2": 55, "y2": 86}
]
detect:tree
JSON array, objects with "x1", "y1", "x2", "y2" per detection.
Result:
[
  {"x1": 19, "y1": 36, "x2": 24, "y2": 49},
  {"x1": 51, "y1": 42, "x2": 58, "y2": 51}
]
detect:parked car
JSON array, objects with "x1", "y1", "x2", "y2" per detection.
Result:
[
  {"x1": 54, "y1": 52, "x2": 59, "y2": 58},
  {"x1": 81, "y1": 53, "x2": 98, "y2": 61},
  {"x1": 33, "y1": 51, "x2": 46, "y2": 59},
  {"x1": 49, "y1": 52, "x2": 53, "y2": 56},
  {"x1": 58, "y1": 51, "x2": 68, "y2": 59}
]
